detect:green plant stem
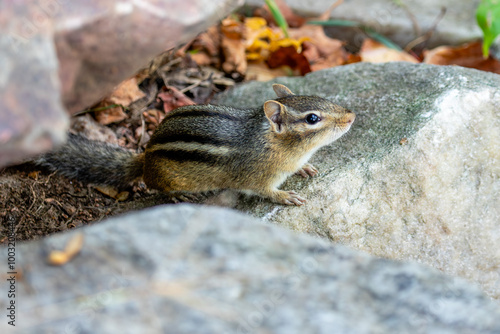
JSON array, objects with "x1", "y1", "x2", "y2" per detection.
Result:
[{"x1": 265, "y1": 0, "x2": 289, "y2": 38}]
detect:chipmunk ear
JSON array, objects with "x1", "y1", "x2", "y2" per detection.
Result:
[
  {"x1": 264, "y1": 100, "x2": 286, "y2": 133},
  {"x1": 273, "y1": 84, "x2": 295, "y2": 98}
]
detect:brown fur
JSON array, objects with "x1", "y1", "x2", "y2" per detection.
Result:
[{"x1": 37, "y1": 84, "x2": 355, "y2": 206}]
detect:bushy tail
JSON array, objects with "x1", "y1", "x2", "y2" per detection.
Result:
[{"x1": 36, "y1": 134, "x2": 144, "y2": 188}]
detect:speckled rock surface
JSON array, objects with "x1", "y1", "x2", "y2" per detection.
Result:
[
  {"x1": 214, "y1": 62, "x2": 500, "y2": 299},
  {"x1": 1, "y1": 205, "x2": 500, "y2": 333}
]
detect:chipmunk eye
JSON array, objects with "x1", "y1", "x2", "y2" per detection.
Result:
[{"x1": 305, "y1": 113, "x2": 320, "y2": 124}]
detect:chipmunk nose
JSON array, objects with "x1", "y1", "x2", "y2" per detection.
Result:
[{"x1": 345, "y1": 110, "x2": 356, "y2": 124}]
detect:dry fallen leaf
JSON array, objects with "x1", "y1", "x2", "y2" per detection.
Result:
[
  {"x1": 360, "y1": 39, "x2": 418, "y2": 63},
  {"x1": 190, "y1": 51, "x2": 212, "y2": 66},
  {"x1": 289, "y1": 26, "x2": 344, "y2": 59},
  {"x1": 95, "y1": 77, "x2": 146, "y2": 125},
  {"x1": 157, "y1": 86, "x2": 195, "y2": 113},
  {"x1": 303, "y1": 41, "x2": 347, "y2": 71},
  {"x1": 95, "y1": 185, "x2": 130, "y2": 201},
  {"x1": 221, "y1": 17, "x2": 247, "y2": 77},
  {"x1": 246, "y1": 62, "x2": 291, "y2": 81},
  {"x1": 190, "y1": 23, "x2": 230, "y2": 71},
  {"x1": 191, "y1": 26, "x2": 220, "y2": 57},
  {"x1": 287, "y1": 1, "x2": 347, "y2": 70},
  {"x1": 267, "y1": 46, "x2": 311, "y2": 75},
  {"x1": 423, "y1": 41, "x2": 500, "y2": 74},
  {"x1": 47, "y1": 233, "x2": 84, "y2": 266},
  {"x1": 28, "y1": 170, "x2": 40, "y2": 180}
]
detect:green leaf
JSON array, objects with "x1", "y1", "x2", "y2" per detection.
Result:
[
  {"x1": 476, "y1": 0, "x2": 500, "y2": 58},
  {"x1": 265, "y1": 0, "x2": 289, "y2": 38},
  {"x1": 363, "y1": 28, "x2": 403, "y2": 51}
]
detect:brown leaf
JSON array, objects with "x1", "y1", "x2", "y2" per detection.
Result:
[
  {"x1": 95, "y1": 77, "x2": 146, "y2": 125},
  {"x1": 220, "y1": 18, "x2": 247, "y2": 77},
  {"x1": 28, "y1": 170, "x2": 40, "y2": 180},
  {"x1": 115, "y1": 191, "x2": 130, "y2": 202},
  {"x1": 301, "y1": 41, "x2": 321, "y2": 63},
  {"x1": 95, "y1": 185, "x2": 129, "y2": 201},
  {"x1": 285, "y1": 0, "x2": 346, "y2": 65},
  {"x1": 221, "y1": 17, "x2": 245, "y2": 40},
  {"x1": 267, "y1": 46, "x2": 311, "y2": 75},
  {"x1": 303, "y1": 41, "x2": 346, "y2": 72},
  {"x1": 246, "y1": 62, "x2": 291, "y2": 81},
  {"x1": 289, "y1": 25, "x2": 345, "y2": 59},
  {"x1": 190, "y1": 51, "x2": 213, "y2": 66},
  {"x1": 191, "y1": 26, "x2": 221, "y2": 57},
  {"x1": 423, "y1": 42, "x2": 500, "y2": 74},
  {"x1": 190, "y1": 25, "x2": 221, "y2": 67},
  {"x1": 346, "y1": 53, "x2": 362, "y2": 64},
  {"x1": 157, "y1": 86, "x2": 195, "y2": 113},
  {"x1": 222, "y1": 37, "x2": 247, "y2": 77},
  {"x1": 94, "y1": 104, "x2": 127, "y2": 125},
  {"x1": 360, "y1": 39, "x2": 418, "y2": 63}
]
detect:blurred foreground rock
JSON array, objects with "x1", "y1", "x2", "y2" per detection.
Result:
[
  {"x1": 0, "y1": 0, "x2": 242, "y2": 167},
  {"x1": 1, "y1": 205, "x2": 499, "y2": 333},
  {"x1": 215, "y1": 62, "x2": 500, "y2": 299}
]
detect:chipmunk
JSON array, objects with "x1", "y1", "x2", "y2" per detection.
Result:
[{"x1": 37, "y1": 84, "x2": 355, "y2": 205}]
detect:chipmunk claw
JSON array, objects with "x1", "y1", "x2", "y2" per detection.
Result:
[
  {"x1": 168, "y1": 192, "x2": 202, "y2": 203},
  {"x1": 264, "y1": 189, "x2": 307, "y2": 206},
  {"x1": 282, "y1": 191, "x2": 307, "y2": 206},
  {"x1": 296, "y1": 163, "x2": 319, "y2": 178}
]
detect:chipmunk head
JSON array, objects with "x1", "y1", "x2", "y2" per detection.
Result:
[{"x1": 263, "y1": 84, "x2": 355, "y2": 147}]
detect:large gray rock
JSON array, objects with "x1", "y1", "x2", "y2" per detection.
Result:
[
  {"x1": 0, "y1": 0, "x2": 243, "y2": 167},
  {"x1": 246, "y1": 0, "x2": 482, "y2": 48},
  {"x1": 1, "y1": 205, "x2": 499, "y2": 333},
  {"x1": 214, "y1": 62, "x2": 500, "y2": 299}
]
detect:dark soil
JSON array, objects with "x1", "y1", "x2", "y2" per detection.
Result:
[
  {"x1": 0, "y1": 164, "x2": 119, "y2": 243},
  {"x1": 0, "y1": 162, "x2": 202, "y2": 244}
]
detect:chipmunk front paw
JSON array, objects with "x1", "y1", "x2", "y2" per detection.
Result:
[
  {"x1": 266, "y1": 190, "x2": 307, "y2": 206},
  {"x1": 296, "y1": 163, "x2": 319, "y2": 178}
]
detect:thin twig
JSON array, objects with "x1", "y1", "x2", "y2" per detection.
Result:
[
  {"x1": 179, "y1": 80, "x2": 203, "y2": 94},
  {"x1": 394, "y1": 0, "x2": 421, "y2": 37},
  {"x1": 318, "y1": 0, "x2": 344, "y2": 21},
  {"x1": 404, "y1": 7, "x2": 446, "y2": 53}
]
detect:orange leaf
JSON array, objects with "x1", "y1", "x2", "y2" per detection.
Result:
[
  {"x1": 360, "y1": 39, "x2": 418, "y2": 63},
  {"x1": 222, "y1": 37, "x2": 247, "y2": 76},
  {"x1": 267, "y1": 46, "x2": 311, "y2": 75},
  {"x1": 423, "y1": 42, "x2": 500, "y2": 74},
  {"x1": 96, "y1": 77, "x2": 146, "y2": 125},
  {"x1": 246, "y1": 62, "x2": 291, "y2": 81}
]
